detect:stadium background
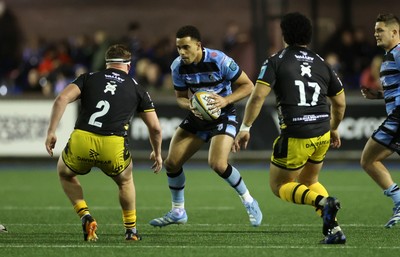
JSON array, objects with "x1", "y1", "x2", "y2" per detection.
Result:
[{"x1": 1, "y1": 0, "x2": 399, "y2": 163}]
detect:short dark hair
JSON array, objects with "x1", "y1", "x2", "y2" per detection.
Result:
[
  {"x1": 176, "y1": 25, "x2": 201, "y2": 41},
  {"x1": 376, "y1": 13, "x2": 400, "y2": 28},
  {"x1": 105, "y1": 44, "x2": 131, "y2": 61},
  {"x1": 280, "y1": 12, "x2": 312, "y2": 46}
]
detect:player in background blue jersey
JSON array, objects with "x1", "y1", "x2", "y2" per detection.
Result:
[
  {"x1": 149, "y1": 25, "x2": 262, "y2": 227},
  {"x1": 360, "y1": 13, "x2": 400, "y2": 228}
]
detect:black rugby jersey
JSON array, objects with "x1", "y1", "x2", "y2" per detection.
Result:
[
  {"x1": 72, "y1": 68, "x2": 155, "y2": 136},
  {"x1": 257, "y1": 46, "x2": 344, "y2": 137}
]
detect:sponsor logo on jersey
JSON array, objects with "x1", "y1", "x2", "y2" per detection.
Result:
[
  {"x1": 105, "y1": 73, "x2": 125, "y2": 83},
  {"x1": 295, "y1": 51, "x2": 314, "y2": 62},
  {"x1": 228, "y1": 61, "x2": 238, "y2": 71}
]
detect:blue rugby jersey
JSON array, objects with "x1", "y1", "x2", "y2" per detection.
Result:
[
  {"x1": 171, "y1": 47, "x2": 242, "y2": 97},
  {"x1": 381, "y1": 43, "x2": 400, "y2": 115}
]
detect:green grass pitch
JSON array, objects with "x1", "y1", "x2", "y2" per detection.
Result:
[{"x1": 0, "y1": 162, "x2": 399, "y2": 257}]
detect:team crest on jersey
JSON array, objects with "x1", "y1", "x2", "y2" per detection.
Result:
[
  {"x1": 104, "y1": 81, "x2": 117, "y2": 95},
  {"x1": 228, "y1": 61, "x2": 238, "y2": 71},
  {"x1": 211, "y1": 52, "x2": 218, "y2": 58},
  {"x1": 300, "y1": 62, "x2": 312, "y2": 77}
]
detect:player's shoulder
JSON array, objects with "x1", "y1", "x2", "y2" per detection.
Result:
[
  {"x1": 204, "y1": 47, "x2": 228, "y2": 62},
  {"x1": 171, "y1": 56, "x2": 182, "y2": 71},
  {"x1": 392, "y1": 44, "x2": 400, "y2": 60}
]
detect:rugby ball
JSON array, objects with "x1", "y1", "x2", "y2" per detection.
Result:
[{"x1": 191, "y1": 91, "x2": 221, "y2": 121}]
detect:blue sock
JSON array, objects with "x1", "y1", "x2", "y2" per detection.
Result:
[
  {"x1": 220, "y1": 164, "x2": 248, "y2": 195},
  {"x1": 384, "y1": 183, "x2": 400, "y2": 207},
  {"x1": 167, "y1": 169, "x2": 185, "y2": 208}
]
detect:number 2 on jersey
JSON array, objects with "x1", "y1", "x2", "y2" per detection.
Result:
[
  {"x1": 88, "y1": 100, "x2": 110, "y2": 127},
  {"x1": 295, "y1": 80, "x2": 321, "y2": 106}
]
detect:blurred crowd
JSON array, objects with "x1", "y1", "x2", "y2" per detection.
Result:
[
  {"x1": 0, "y1": 2, "x2": 384, "y2": 97},
  {"x1": 0, "y1": 5, "x2": 179, "y2": 96}
]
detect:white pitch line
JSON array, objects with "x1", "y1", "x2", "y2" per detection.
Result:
[
  {"x1": 0, "y1": 223, "x2": 388, "y2": 228},
  {"x1": 0, "y1": 206, "x2": 235, "y2": 211},
  {"x1": 1, "y1": 244, "x2": 400, "y2": 250}
]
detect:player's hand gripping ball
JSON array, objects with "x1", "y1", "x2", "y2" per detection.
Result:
[{"x1": 191, "y1": 91, "x2": 221, "y2": 121}]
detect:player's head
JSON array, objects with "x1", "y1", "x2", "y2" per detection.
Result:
[
  {"x1": 176, "y1": 25, "x2": 202, "y2": 65},
  {"x1": 375, "y1": 13, "x2": 400, "y2": 51},
  {"x1": 280, "y1": 12, "x2": 312, "y2": 46},
  {"x1": 105, "y1": 44, "x2": 131, "y2": 64}
]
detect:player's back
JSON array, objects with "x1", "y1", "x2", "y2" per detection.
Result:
[
  {"x1": 263, "y1": 46, "x2": 344, "y2": 137},
  {"x1": 73, "y1": 68, "x2": 152, "y2": 136}
]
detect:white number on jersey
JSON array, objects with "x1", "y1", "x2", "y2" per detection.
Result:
[
  {"x1": 88, "y1": 100, "x2": 110, "y2": 128},
  {"x1": 295, "y1": 80, "x2": 321, "y2": 106}
]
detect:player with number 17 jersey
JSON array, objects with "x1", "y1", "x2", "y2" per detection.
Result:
[{"x1": 257, "y1": 45, "x2": 344, "y2": 138}]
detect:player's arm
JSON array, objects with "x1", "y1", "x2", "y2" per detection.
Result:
[
  {"x1": 217, "y1": 71, "x2": 254, "y2": 108},
  {"x1": 45, "y1": 83, "x2": 81, "y2": 156},
  {"x1": 175, "y1": 89, "x2": 191, "y2": 110},
  {"x1": 329, "y1": 91, "x2": 346, "y2": 148},
  {"x1": 233, "y1": 81, "x2": 271, "y2": 152},
  {"x1": 139, "y1": 111, "x2": 163, "y2": 173}
]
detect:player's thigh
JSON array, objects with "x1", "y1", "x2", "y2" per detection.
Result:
[
  {"x1": 165, "y1": 127, "x2": 204, "y2": 169},
  {"x1": 57, "y1": 155, "x2": 76, "y2": 178},
  {"x1": 111, "y1": 161, "x2": 133, "y2": 186},
  {"x1": 361, "y1": 137, "x2": 393, "y2": 164}
]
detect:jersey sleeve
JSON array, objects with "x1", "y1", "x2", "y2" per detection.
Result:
[
  {"x1": 136, "y1": 85, "x2": 156, "y2": 113},
  {"x1": 220, "y1": 54, "x2": 241, "y2": 82},
  {"x1": 71, "y1": 73, "x2": 88, "y2": 90},
  {"x1": 327, "y1": 68, "x2": 344, "y2": 96},
  {"x1": 171, "y1": 58, "x2": 188, "y2": 91},
  {"x1": 256, "y1": 58, "x2": 275, "y2": 87}
]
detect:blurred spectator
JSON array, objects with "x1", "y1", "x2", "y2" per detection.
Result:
[
  {"x1": 0, "y1": 1, "x2": 23, "y2": 91},
  {"x1": 324, "y1": 52, "x2": 342, "y2": 76},
  {"x1": 322, "y1": 27, "x2": 376, "y2": 90},
  {"x1": 120, "y1": 21, "x2": 146, "y2": 77},
  {"x1": 69, "y1": 34, "x2": 94, "y2": 69},
  {"x1": 222, "y1": 21, "x2": 257, "y2": 80},
  {"x1": 360, "y1": 54, "x2": 383, "y2": 91},
  {"x1": 90, "y1": 30, "x2": 110, "y2": 71},
  {"x1": 353, "y1": 26, "x2": 379, "y2": 73}
]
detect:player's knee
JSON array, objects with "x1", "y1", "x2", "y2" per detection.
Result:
[
  {"x1": 208, "y1": 161, "x2": 226, "y2": 174},
  {"x1": 269, "y1": 181, "x2": 281, "y2": 197},
  {"x1": 360, "y1": 154, "x2": 371, "y2": 171},
  {"x1": 164, "y1": 158, "x2": 181, "y2": 174}
]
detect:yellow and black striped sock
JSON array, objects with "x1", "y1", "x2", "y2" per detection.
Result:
[
  {"x1": 279, "y1": 182, "x2": 324, "y2": 207},
  {"x1": 122, "y1": 210, "x2": 137, "y2": 230},
  {"x1": 308, "y1": 182, "x2": 329, "y2": 217},
  {"x1": 73, "y1": 200, "x2": 90, "y2": 219}
]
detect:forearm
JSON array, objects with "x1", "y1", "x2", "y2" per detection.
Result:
[
  {"x1": 330, "y1": 103, "x2": 345, "y2": 130},
  {"x1": 47, "y1": 97, "x2": 69, "y2": 134},
  {"x1": 149, "y1": 128, "x2": 162, "y2": 155},
  {"x1": 242, "y1": 94, "x2": 264, "y2": 127},
  {"x1": 224, "y1": 83, "x2": 253, "y2": 105},
  {"x1": 176, "y1": 96, "x2": 191, "y2": 110}
]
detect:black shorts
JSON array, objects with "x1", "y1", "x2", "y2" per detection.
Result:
[{"x1": 179, "y1": 113, "x2": 238, "y2": 142}]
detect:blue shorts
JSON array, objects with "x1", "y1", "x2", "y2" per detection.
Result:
[
  {"x1": 372, "y1": 113, "x2": 400, "y2": 153},
  {"x1": 179, "y1": 113, "x2": 238, "y2": 142}
]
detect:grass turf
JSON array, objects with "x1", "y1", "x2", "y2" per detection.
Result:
[{"x1": 0, "y1": 162, "x2": 399, "y2": 257}]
